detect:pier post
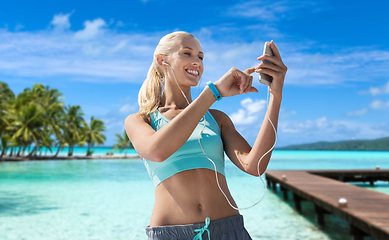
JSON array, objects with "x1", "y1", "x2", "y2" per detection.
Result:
[
  {"x1": 350, "y1": 224, "x2": 366, "y2": 240},
  {"x1": 293, "y1": 193, "x2": 302, "y2": 213},
  {"x1": 266, "y1": 176, "x2": 271, "y2": 188},
  {"x1": 280, "y1": 186, "x2": 288, "y2": 200},
  {"x1": 314, "y1": 205, "x2": 330, "y2": 227},
  {"x1": 272, "y1": 181, "x2": 277, "y2": 192}
]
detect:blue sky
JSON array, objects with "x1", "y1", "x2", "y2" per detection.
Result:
[{"x1": 1, "y1": 0, "x2": 389, "y2": 147}]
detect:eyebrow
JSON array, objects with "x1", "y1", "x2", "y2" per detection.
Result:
[{"x1": 183, "y1": 46, "x2": 204, "y2": 55}]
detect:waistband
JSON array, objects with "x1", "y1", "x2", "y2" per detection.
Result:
[{"x1": 146, "y1": 214, "x2": 245, "y2": 239}]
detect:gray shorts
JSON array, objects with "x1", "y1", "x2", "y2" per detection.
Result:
[{"x1": 145, "y1": 214, "x2": 252, "y2": 240}]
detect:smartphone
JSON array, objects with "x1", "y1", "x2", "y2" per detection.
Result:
[{"x1": 259, "y1": 42, "x2": 275, "y2": 86}]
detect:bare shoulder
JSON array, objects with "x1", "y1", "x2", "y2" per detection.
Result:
[
  {"x1": 208, "y1": 109, "x2": 234, "y2": 129},
  {"x1": 125, "y1": 112, "x2": 151, "y2": 127}
]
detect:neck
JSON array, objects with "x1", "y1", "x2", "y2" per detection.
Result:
[{"x1": 160, "y1": 82, "x2": 192, "y2": 109}]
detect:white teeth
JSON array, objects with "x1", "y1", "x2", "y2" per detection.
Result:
[{"x1": 187, "y1": 69, "x2": 199, "y2": 76}]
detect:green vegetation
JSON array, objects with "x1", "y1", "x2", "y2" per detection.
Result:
[
  {"x1": 0, "y1": 81, "x2": 113, "y2": 158},
  {"x1": 278, "y1": 137, "x2": 389, "y2": 151},
  {"x1": 112, "y1": 130, "x2": 133, "y2": 157}
]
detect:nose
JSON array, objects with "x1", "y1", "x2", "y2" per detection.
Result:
[{"x1": 192, "y1": 56, "x2": 202, "y2": 66}]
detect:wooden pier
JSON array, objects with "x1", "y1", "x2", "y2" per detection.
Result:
[{"x1": 265, "y1": 169, "x2": 389, "y2": 240}]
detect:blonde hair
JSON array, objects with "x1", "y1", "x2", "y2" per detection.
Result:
[{"x1": 138, "y1": 31, "x2": 197, "y2": 115}]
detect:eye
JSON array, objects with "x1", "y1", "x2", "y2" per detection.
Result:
[
  {"x1": 198, "y1": 56, "x2": 204, "y2": 60},
  {"x1": 184, "y1": 52, "x2": 191, "y2": 56}
]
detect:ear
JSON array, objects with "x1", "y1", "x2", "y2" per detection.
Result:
[{"x1": 156, "y1": 54, "x2": 165, "y2": 66}]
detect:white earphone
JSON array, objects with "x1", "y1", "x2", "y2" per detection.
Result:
[
  {"x1": 162, "y1": 56, "x2": 273, "y2": 210},
  {"x1": 162, "y1": 60, "x2": 190, "y2": 105}
]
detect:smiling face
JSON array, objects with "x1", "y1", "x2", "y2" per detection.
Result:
[{"x1": 165, "y1": 36, "x2": 204, "y2": 87}]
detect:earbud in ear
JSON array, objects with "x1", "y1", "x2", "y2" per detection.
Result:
[{"x1": 162, "y1": 61, "x2": 169, "y2": 66}]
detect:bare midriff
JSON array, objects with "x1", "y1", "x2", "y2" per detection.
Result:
[{"x1": 150, "y1": 168, "x2": 239, "y2": 227}]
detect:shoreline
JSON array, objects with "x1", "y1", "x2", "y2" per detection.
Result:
[{"x1": 0, "y1": 155, "x2": 140, "y2": 162}]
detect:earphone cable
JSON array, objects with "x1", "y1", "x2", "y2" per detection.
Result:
[{"x1": 166, "y1": 62, "x2": 277, "y2": 210}]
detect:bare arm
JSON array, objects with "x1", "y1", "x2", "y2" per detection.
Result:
[
  {"x1": 125, "y1": 87, "x2": 215, "y2": 162},
  {"x1": 220, "y1": 41, "x2": 287, "y2": 176},
  {"x1": 217, "y1": 95, "x2": 280, "y2": 176},
  {"x1": 125, "y1": 68, "x2": 257, "y2": 162}
]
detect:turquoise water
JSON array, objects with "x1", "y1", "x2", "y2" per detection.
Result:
[{"x1": 1, "y1": 150, "x2": 388, "y2": 240}]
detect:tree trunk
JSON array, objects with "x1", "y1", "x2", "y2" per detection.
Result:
[
  {"x1": 53, "y1": 144, "x2": 62, "y2": 158},
  {"x1": 22, "y1": 146, "x2": 27, "y2": 156},
  {"x1": 9, "y1": 147, "x2": 13, "y2": 156},
  {"x1": 17, "y1": 144, "x2": 22, "y2": 157},
  {"x1": 86, "y1": 142, "x2": 91, "y2": 156},
  {"x1": 125, "y1": 147, "x2": 127, "y2": 157},
  {"x1": 28, "y1": 145, "x2": 38, "y2": 157},
  {"x1": 68, "y1": 144, "x2": 73, "y2": 157}
]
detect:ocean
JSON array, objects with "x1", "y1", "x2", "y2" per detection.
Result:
[{"x1": 1, "y1": 150, "x2": 388, "y2": 240}]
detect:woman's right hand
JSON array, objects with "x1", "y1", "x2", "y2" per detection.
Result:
[{"x1": 213, "y1": 67, "x2": 258, "y2": 98}]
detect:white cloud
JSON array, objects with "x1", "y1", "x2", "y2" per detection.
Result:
[
  {"x1": 276, "y1": 117, "x2": 389, "y2": 146},
  {"x1": 86, "y1": 102, "x2": 138, "y2": 145},
  {"x1": 230, "y1": 98, "x2": 266, "y2": 125},
  {"x1": 0, "y1": 21, "x2": 157, "y2": 83},
  {"x1": 74, "y1": 18, "x2": 107, "y2": 40},
  {"x1": 50, "y1": 12, "x2": 72, "y2": 30},
  {"x1": 360, "y1": 81, "x2": 389, "y2": 96},
  {"x1": 116, "y1": 21, "x2": 125, "y2": 27},
  {"x1": 231, "y1": 112, "x2": 389, "y2": 147},
  {"x1": 370, "y1": 100, "x2": 389, "y2": 109},
  {"x1": 346, "y1": 108, "x2": 368, "y2": 116},
  {"x1": 226, "y1": 0, "x2": 327, "y2": 21},
  {"x1": 279, "y1": 108, "x2": 296, "y2": 119},
  {"x1": 195, "y1": 27, "x2": 389, "y2": 87},
  {"x1": 15, "y1": 24, "x2": 24, "y2": 31},
  {"x1": 119, "y1": 103, "x2": 137, "y2": 113},
  {"x1": 1, "y1": 13, "x2": 389, "y2": 88},
  {"x1": 281, "y1": 117, "x2": 332, "y2": 133},
  {"x1": 111, "y1": 40, "x2": 128, "y2": 53}
]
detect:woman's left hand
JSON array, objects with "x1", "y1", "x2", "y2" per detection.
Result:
[{"x1": 254, "y1": 40, "x2": 287, "y2": 99}]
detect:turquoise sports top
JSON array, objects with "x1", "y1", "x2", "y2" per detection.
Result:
[{"x1": 143, "y1": 110, "x2": 225, "y2": 187}]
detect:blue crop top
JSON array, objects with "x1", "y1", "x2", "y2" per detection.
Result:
[{"x1": 143, "y1": 110, "x2": 225, "y2": 187}]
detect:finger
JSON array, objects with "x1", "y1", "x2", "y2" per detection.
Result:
[
  {"x1": 244, "y1": 67, "x2": 256, "y2": 75},
  {"x1": 248, "y1": 86, "x2": 258, "y2": 93},
  {"x1": 269, "y1": 40, "x2": 283, "y2": 62},
  {"x1": 257, "y1": 55, "x2": 283, "y2": 69},
  {"x1": 243, "y1": 75, "x2": 253, "y2": 93},
  {"x1": 256, "y1": 61, "x2": 283, "y2": 73},
  {"x1": 257, "y1": 68, "x2": 276, "y2": 78},
  {"x1": 234, "y1": 70, "x2": 247, "y2": 93}
]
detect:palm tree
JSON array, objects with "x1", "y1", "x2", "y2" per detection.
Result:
[
  {"x1": 0, "y1": 134, "x2": 12, "y2": 158},
  {"x1": 46, "y1": 106, "x2": 67, "y2": 158},
  {"x1": 63, "y1": 105, "x2": 85, "y2": 156},
  {"x1": 82, "y1": 116, "x2": 106, "y2": 156},
  {"x1": 9, "y1": 102, "x2": 45, "y2": 157},
  {"x1": 41, "y1": 89, "x2": 66, "y2": 158},
  {"x1": 0, "y1": 82, "x2": 15, "y2": 136},
  {"x1": 112, "y1": 130, "x2": 133, "y2": 156},
  {"x1": 39, "y1": 130, "x2": 54, "y2": 156},
  {"x1": 1, "y1": 82, "x2": 113, "y2": 160},
  {"x1": 0, "y1": 82, "x2": 15, "y2": 157}
]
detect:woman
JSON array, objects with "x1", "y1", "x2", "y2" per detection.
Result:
[{"x1": 125, "y1": 31, "x2": 287, "y2": 240}]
